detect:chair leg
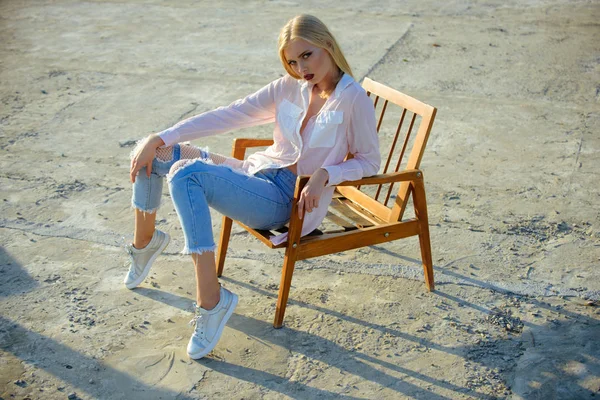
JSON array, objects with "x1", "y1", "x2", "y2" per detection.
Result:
[
  {"x1": 274, "y1": 253, "x2": 297, "y2": 328},
  {"x1": 216, "y1": 216, "x2": 233, "y2": 277},
  {"x1": 273, "y1": 174, "x2": 306, "y2": 328},
  {"x1": 418, "y1": 223, "x2": 435, "y2": 291},
  {"x1": 412, "y1": 179, "x2": 435, "y2": 291}
]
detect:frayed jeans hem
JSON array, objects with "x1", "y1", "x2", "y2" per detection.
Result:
[
  {"x1": 131, "y1": 203, "x2": 159, "y2": 214},
  {"x1": 181, "y1": 244, "x2": 217, "y2": 255}
]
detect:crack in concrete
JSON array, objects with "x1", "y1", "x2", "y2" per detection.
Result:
[
  {"x1": 573, "y1": 119, "x2": 585, "y2": 169},
  {"x1": 566, "y1": 112, "x2": 592, "y2": 197},
  {"x1": 359, "y1": 24, "x2": 413, "y2": 82},
  {"x1": 175, "y1": 102, "x2": 201, "y2": 124}
]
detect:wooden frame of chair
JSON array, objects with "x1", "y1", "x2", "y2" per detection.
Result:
[{"x1": 216, "y1": 77, "x2": 437, "y2": 328}]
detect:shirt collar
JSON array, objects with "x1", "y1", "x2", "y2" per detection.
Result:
[{"x1": 332, "y1": 73, "x2": 354, "y2": 99}]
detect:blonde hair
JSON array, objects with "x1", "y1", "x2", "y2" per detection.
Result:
[{"x1": 278, "y1": 15, "x2": 353, "y2": 96}]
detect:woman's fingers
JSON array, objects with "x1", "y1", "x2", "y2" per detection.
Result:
[
  {"x1": 297, "y1": 195, "x2": 304, "y2": 219},
  {"x1": 299, "y1": 182, "x2": 325, "y2": 220},
  {"x1": 298, "y1": 192, "x2": 311, "y2": 220},
  {"x1": 129, "y1": 158, "x2": 150, "y2": 183},
  {"x1": 130, "y1": 160, "x2": 137, "y2": 183},
  {"x1": 130, "y1": 155, "x2": 137, "y2": 182},
  {"x1": 129, "y1": 137, "x2": 158, "y2": 184},
  {"x1": 298, "y1": 194, "x2": 318, "y2": 221}
]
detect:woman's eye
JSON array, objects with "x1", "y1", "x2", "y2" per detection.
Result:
[
  {"x1": 288, "y1": 60, "x2": 296, "y2": 66},
  {"x1": 302, "y1": 52, "x2": 311, "y2": 59}
]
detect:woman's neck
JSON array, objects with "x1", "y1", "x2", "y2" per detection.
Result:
[{"x1": 315, "y1": 69, "x2": 342, "y2": 98}]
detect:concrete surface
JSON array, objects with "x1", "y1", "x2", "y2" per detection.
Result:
[{"x1": 1, "y1": 1, "x2": 599, "y2": 399}]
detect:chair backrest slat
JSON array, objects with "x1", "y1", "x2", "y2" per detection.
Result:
[
  {"x1": 383, "y1": 112, "x2": 417, "y2": 207},
  {"x1": 397, "y1": 112, "x2": 417, "y2": 170},
  {"x1": 358, "y1": 97, "x2": 388, "y2": 191},
  {"x1": 340, "y1": 77, "x2": 436, "y2": 223},
  {"x1": 375, "y1": 108, "x2": 406, "y2": 202},
  {"x1": 372, "y1": 94, "x2": 379, "y2": 109},
  {"x1": 376, "y1": 99, "x2": 388, "y2": 133}
]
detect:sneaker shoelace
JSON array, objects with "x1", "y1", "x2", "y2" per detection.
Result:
[
  {"x1": 189, "y1": 303, "x2": 206, "y2": 337},
  {"x1": 124, "y1": 243, "x2": 140, "y2": 276}
]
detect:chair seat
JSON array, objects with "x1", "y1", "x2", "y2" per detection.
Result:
[
  {"x1": 235, "y1": 191, "x2": 383, "y2": 249},
  {"x1": 236, "y1": 224, "x2": 324, "y2": 249}
]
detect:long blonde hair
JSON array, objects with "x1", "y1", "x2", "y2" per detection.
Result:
[{"x1": 278, "y1": 15, "x2": 353, "y2": 96}]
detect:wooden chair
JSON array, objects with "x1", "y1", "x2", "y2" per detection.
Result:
[{"x1": 216, "y1": 78, "x2": 437, "y2": 328}]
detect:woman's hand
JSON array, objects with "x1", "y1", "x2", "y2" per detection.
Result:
[
  {"x1": 129, "y1": 134, "x2": 165, "y2": 183},
  {"x1": 298, "y1": 168, "x2": 329, "y2": 220}
]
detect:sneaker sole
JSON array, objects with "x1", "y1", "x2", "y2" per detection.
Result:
[
  {"x1": 188, "y1": 292, "x2": 238, "y2": 359},
  {"x1": 125, "y1": 232, "x2": 171, "y2": 290}
]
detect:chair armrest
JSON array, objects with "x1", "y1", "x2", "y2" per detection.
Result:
[
  {"x1": 336, "y1": 170, "x2": 423, "y2": 186},
  {"x1": 231, "y1": 138, "x2": 274, "y2": 159},
  {"x1": 293, "y1": 170, "x2": 423, "y2": 191},
  {"x1": 233, "y1": 138, "x2": 275, "y2": 148},
  {"x1": 285, "y1": 170, "x2": 423, "y2": 246}
]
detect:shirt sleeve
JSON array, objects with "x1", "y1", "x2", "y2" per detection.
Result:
[
  {"x1": 158, "y1": 76, "x2": 285, "y2": 147},
  {"x1": 322, "y1": 90, "x2": 381, "y2": 186}
]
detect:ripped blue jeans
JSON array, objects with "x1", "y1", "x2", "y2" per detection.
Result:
[{"x1": 131, "y1": 143, "x2": 297, "y2": 254}]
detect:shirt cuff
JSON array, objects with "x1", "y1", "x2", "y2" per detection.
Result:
[
  {"x1": 158, "y1": 128, "x2": 179, "y2": 148},
  {"x1": 322, "y1": 165, "x2": 342, "y2": 187}
]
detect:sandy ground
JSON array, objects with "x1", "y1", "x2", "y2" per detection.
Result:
[{"x1": 1, "y1": 1, "x2": 599, "y2": 399}]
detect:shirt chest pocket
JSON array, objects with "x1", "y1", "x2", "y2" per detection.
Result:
[
  {"x1": 309, "y1": 111, "x2": 344, "y2": 148},
  {"x1": 277, "y1": 99, "x2": 303, "y2": 140}
]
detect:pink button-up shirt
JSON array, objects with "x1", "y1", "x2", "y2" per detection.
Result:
[{"x1": 158, "y1": 73, "x2": 380, "y2": 245}]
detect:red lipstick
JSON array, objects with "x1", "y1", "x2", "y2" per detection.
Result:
[{"x1": 304, "y1": 74, "x2": 314, "y2": 81}]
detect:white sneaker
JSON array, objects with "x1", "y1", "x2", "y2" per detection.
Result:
[
  {"x1": 123, "y1": 230, "x2": 170, "y2": 289},
  {"x1": 187, "y1": 286, "x2": 238, "y2": 359}
]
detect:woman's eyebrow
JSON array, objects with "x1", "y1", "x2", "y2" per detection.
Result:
[{"x1": 286, "y1": 49, "x2": 310, "y2": 61}]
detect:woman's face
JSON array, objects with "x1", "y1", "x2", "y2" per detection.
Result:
[{"x1": 284, "y1": 38, "x2": 337, "y2": 87}]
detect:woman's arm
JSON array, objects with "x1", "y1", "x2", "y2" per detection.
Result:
[
  {"x1": 322, "y1": 91, "x2": 381, "y2": 186},
  {"x1": 158, "y1": 76, "x2": 286, "y2": 147}
]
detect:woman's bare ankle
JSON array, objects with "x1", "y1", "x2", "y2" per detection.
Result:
[
  {"x1": 198, "y1": 293, "x2": 220, "y2": 311},
  {"x1": 134, "y1": 209, "x2": 157, "y2": 250},
  {"x1": 133, "y1": 237, "x2": 152, "y2": 249}
]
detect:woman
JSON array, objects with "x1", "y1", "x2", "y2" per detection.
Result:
[{"x1": 126, "y1": 14, "x2": 380, "y2": 359}]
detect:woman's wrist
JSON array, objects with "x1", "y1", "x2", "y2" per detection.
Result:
[
  {"x1": 318, "y1": 168, "x2": 329, "y2": 185},
  {"x1": 149, "y1": 134, "x2": 165, "y2": 148}
]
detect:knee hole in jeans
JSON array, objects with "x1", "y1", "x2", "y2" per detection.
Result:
[
  {"x1": 169, "y1": 159, "x2": 198, "y2": 177},
  {"x1": 156, "y1": 146, "x2": 175, "y2": 162},
  {"x1": 155, "y1": 143, "x2": 205, "y2": 163},
  {"x1": 180, "y1": 143, "x2": 205, "y2": 160}
]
